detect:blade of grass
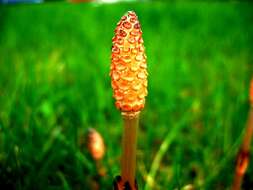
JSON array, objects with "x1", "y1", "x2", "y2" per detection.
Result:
[
  {"x1": 57, "y1": 171, "x2": 71, "y2": 190},
  {"x1": 203, "y1": 128, "x2": 245, "y2": 186},
  {"x1": 144, "y1": 112, "x2": 192, "y2": 190}
]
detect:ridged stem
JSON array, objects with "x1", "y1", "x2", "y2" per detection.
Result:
[
  {"x1": 232, "y1": 106, "x2": 253, "y2": 190},
  {"x1": 121, "y1": 112, "x2": 139, "y2": 189}
]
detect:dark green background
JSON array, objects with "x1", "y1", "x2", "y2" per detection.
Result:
[{"x1": 0, "y1": 2, "x2": 253, "y2": 189}]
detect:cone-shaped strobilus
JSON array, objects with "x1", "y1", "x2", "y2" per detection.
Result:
[{"x1": 110, "y1": 11, "x2": 148, "y2": 190}]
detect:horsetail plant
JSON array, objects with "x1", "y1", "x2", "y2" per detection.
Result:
[
  {"x1": 231, "y1": 78, "x2": 253, "y2": 190},
  {"x1": 86, "y1": 128, "x2": 106, "y2": 189},
  {"x1": 110, "y1": 11, "x2": 148, "y2": 190},
  {"x1": 86, "y1": 128, "x2": 105, "y2": 161}
]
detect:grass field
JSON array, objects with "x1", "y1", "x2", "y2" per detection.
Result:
[{"x1": 0, "y1": 2, "x2": 253, "y2": 190}]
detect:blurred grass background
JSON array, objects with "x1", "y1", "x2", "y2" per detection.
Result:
[{"x1": 0, "y1": 2, "x2": 253, "y2": 190}]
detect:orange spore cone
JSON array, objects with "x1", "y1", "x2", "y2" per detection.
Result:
[
  {"x1": 87, "y1": 128, "x2": 105, "y2": 161},
  {"x1": 110, "y1": 11, "x2": 148, "y2": 113}
]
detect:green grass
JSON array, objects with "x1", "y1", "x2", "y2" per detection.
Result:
[{"x1": 0, "y1": 2, "x2": 253, "y2": 190}]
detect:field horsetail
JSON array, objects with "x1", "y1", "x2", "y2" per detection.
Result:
[{"x1": 110, "y1": 11, "x2": 148, "y2": 190}]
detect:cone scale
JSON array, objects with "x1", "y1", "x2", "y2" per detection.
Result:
[{"x1": 110, "y1": 11, "x2": 147, "y2": 189}]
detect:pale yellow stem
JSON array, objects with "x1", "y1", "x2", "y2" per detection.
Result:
[{"x1": 121, "y1": 112, "x2": 139, "y2": 188}]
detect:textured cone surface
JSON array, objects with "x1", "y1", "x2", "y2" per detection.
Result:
[
  {"x1": 250, "y1": 78, "x2": 253, "y2": 105},
  {"x1": 110, "y1": 11, "x2": 148, "y2": 112}
]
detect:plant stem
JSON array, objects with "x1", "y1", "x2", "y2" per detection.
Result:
[
  {"x1": 232, "y1": 106, "x2": 253, "y2": 190},
  {"x1": 241, "y1": 106, "x2": 253, "y2": 152},
  {"x1": 121, "y1": 112, "x2": 139, "y2": 189}
]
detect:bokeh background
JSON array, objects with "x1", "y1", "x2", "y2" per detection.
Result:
[{"x1": 0, "y1": 2, "x2": 253, "y2": 190}]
